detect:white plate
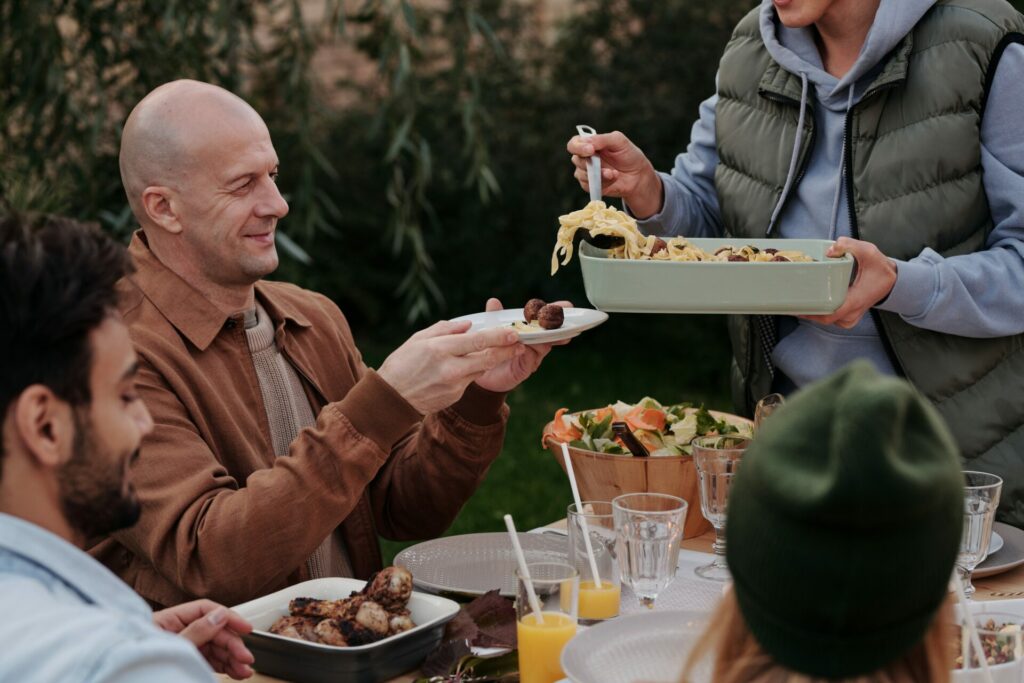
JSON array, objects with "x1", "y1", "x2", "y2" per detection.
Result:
[
  {"x1": 232, "y1": 577, "x2": 460, "y2": 683},
  {"x1": 987, "y1": 531, "x2": 1005, "y2": 558},
  {"x1": 451, "y1": 307, "x2": 608, "y2": 345},
  {"x1": 394, "y1": 532, "x2": 568, "y2": 597},
  {"x1": 561, "y1": 610, "x2": 711, "y2": 683}
]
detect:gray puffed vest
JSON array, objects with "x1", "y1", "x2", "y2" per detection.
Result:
[{"x1": 714, "y1": 1, "x2": 1024, "y2": 524}]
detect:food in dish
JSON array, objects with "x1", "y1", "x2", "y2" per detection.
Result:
[
  {"x1": 550, "y1": 200, "x2": 813, "y2": 274},
  {"x1": 547, "y1": 397, "x2": 753, "y2": 456},
  {"x1": 953, "y1": 618, "x2": 1022, "y2": 668},
  {"x1": 512, "y1": 300, "x2": 564, "y2": 331},
  {"x1": 268, "y1": 566, "x2": 416, "y2": 647}
]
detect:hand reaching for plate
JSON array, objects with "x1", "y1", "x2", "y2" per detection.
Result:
[
  {"x1": 378, "y1": 316, "x2": 526, "y2": 414},
  {"x1": 474, "y1": 297, "x2": 572, "y2": 394}
]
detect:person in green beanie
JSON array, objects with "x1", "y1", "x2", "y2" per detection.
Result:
[{"x1": 682, "y1": 361, "x2": 964, "y2": 682}]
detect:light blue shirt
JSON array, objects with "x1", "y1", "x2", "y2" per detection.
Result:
[{"x1": 0, "y1": 513, "x2": 214, "y2": 683}]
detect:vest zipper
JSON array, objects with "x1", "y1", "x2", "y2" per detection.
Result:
[{"x1": 841, "y1": 107, "x2": 906, "y2": 378}]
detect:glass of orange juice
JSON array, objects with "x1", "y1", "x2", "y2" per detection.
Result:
[
  {"x1": 567, "y1": 501, "x2": 621, "y2": 623},
  {"x1": 516, "y1": 562, "x2": 578, "y2": 683}
]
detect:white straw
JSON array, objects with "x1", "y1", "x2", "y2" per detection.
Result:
[
  {"x1": 504, "y1": 514, "x2": 545, "y2": 624},
  {"x1": 561, "y1": 442, "x2": 604, "y2": 589},
  {"x1": 951, "y1": 575, "x2": 993, "y2": 683}
]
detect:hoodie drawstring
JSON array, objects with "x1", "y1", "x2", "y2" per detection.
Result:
[
  {"x1": 828, "y1": 85, "x2": 856, "y2": 240},
  {"x1": 766, "y1": 72, "x2": 809, "y2": 236}
]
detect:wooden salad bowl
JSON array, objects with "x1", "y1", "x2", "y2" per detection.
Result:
[{"x1": 542, "y1": 408, "x2": 753, "y2": 539}]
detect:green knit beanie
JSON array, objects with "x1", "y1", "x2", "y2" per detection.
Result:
[{"x1": 726, "y1": 361, "x2": 963, "y2": 679}]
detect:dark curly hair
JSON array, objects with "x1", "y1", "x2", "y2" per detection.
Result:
[{"x1": 0, "y1": 209, "x2": 133, "y2": 473}]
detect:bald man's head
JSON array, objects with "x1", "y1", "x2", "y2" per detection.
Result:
[
  {"x1": 119, "y1": 80, "x2": 289, "y2": 293},
  {"x1": 119, "y1": 80, "x2": 264, "y2": 221}
]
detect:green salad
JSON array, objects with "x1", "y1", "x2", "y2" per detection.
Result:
[{"x1": 550, "y1": 397, "x2": 752, "y2": 457}]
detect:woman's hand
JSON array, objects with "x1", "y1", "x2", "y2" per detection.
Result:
[
  {"x1": 800, "y1": 237, "x2": 897, "y2": 329},
  {"x1": 566, "y1": 131, "x2": 664, "y2": 218}
]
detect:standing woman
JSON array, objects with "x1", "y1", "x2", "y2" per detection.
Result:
[{"x1": 567, "y1": 0, "x2": 1024, "y2": 526}]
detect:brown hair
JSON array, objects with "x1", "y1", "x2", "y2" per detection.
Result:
[{"x1": 680, "y1": 591, "x2": 954, "y2": 683}]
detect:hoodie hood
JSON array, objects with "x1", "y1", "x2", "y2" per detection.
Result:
[
  {"x1": 759, "y1": 0, "x2": 935, "y2": 111},
  {"x1": 760, "y1": 0, "x2": 937, "y2": 236}
]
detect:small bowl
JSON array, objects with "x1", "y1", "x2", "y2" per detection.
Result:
[
  {"x1": 542, "y1": 408, "x2": 752, "y2": 539},
  {"x1": 951, "y1": 612, "x2": 1024, "y2": 683}
]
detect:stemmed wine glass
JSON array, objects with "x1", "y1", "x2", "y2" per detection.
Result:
[
  {"x1": 691, "y1": 435, "x2": 752, "y2": 581},
  {"x1": 754, "y1": 393, "x2": 785, "y2": 431},
  {"x1": 957, "y1": 471, "x2": 1002, "y2": 598}
]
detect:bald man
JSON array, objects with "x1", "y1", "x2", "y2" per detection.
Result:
[{"x1": 90, "y1": 80, "x2": 563, "y2": 608}]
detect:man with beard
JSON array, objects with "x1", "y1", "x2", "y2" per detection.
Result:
[
  {"x1": 0, "y1": 210, "x2": 254, "y2": 681},
  {"x1": 91, "y1": 79, "x2": 566, "y2": 608}
]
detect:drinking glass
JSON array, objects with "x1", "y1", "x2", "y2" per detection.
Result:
[
  {"x1": 957, "y1": 471, "x2": 1003, "y2": 599},
  {"x1": 567, "y1": 501, "x2": 621, "y2": 623},
  {"x1": 516, "y1": 562, "x2": 578, "y2": 683},
  {"x1": 612, "y1": 493, "x2": 687, "y2": 609},
  {"x1": 754, "y1": 393, "x2": 785, "y2": 431},
  {"x1": 691, "y1": 434, "x2": 752, "y2": 582}
]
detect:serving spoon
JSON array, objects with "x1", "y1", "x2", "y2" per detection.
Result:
[{"x1": 576, "y1": 124, "x2": 625, "y2": 250}]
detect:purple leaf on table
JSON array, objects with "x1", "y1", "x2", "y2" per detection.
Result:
[{"x1": 464, "y1": 590, "x2": 516, "y2": 649}]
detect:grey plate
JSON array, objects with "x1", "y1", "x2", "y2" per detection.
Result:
[
  {"x1": 561, "y1": 610, "x2": 710, "y2": 683},
  {"x1": 232, "y1": 577, "x2": 460, "y2": 683},
  {"x1": 579, "y1": 238, "x2": 855, "y2": 314},
  {"x1": 394, "y1": 532, "x2": 568, "y2": 597},
  {"x1": 975, "y1": 522, "x2": 1024, "y2": 578}
]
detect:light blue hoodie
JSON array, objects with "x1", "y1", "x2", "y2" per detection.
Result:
[{"x1": 637, "y1": 0, "x2": 1024, "y2": 388}]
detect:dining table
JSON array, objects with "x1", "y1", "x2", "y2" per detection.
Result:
[{"x1": 220, "y1": 526, "x2": 1024, "y2": 683}]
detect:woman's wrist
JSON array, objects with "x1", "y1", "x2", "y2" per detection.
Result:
[{"x1": 627, "y1": 167, "x2": 664, "y2": 220}]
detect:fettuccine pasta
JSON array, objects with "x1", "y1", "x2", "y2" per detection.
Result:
[{"x1": 551, "y1": 200, "x2": 812, "y2": 275}]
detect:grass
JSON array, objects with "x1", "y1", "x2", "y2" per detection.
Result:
[{"x1": 357, "y1": 314, "x2": 734, "y2": 564}]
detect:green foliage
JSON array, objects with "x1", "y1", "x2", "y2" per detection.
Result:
[
  {"x1": 292, "y1": 0, "x2": 753, "y2": 330},
  {"x1": 0, "y1": 0, "x2": 255, "y2": 231},
  {"x1": 0, "y1": 0, "x2": 752, "y2": 326}
]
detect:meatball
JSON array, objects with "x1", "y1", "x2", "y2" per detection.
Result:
[
  {"x1": 537, "y1": 304, "x2": 564, "y2": 330},
  {"x1": 524, "y1": 298, "x2": 546, "y2": 323}
]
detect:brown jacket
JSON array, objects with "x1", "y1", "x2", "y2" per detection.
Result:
[{"x1": 90, "y1": 233, "x2": 509, "y2": 608}]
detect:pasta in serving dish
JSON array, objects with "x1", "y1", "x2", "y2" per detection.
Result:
[{"x1": 551, "y1": 200, "x2": 813, "y2": 275}]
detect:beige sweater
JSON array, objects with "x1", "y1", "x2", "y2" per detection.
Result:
[{"x1": 245, "y1": 304, "x2": 353, "y2": 578}]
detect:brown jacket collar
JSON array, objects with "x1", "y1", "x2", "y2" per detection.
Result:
[{"x1": 127, "y1": 231, "x2": 311, "y2": 351}]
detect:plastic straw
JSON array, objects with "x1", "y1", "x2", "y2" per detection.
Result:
[
  {"x1": 504, "y1": 514, "x2": 545, "y2": 624},
  {"x1": 951, "y1": 574, "x2": 993, "y2": 683},
  {"x1": 561, "y1": 442, "x2": 604, "y2": 589}
]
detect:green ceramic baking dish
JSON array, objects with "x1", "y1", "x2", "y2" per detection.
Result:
[{"x1": 579, "y1": 238, "x2": 855, "y2": 315}]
